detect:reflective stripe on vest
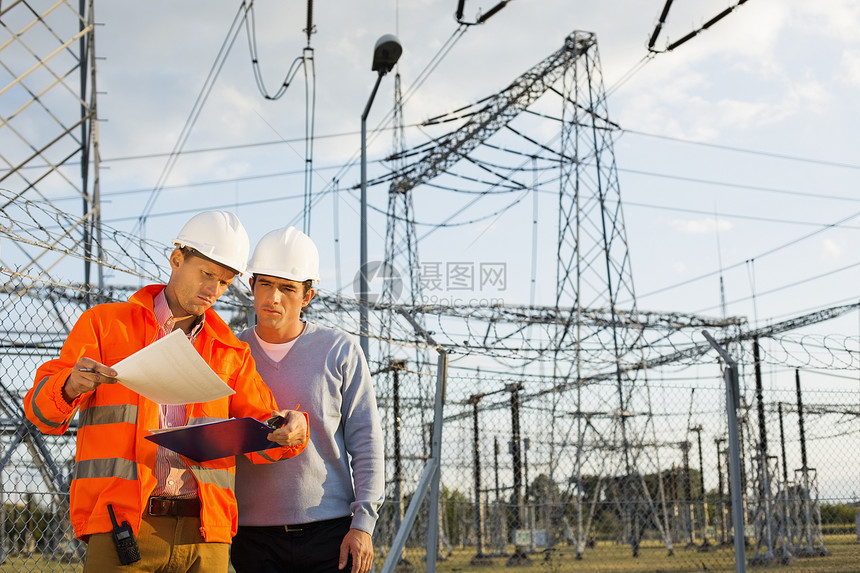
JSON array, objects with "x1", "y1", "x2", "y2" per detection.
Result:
[
  {"x1": 189, "y1": 466, "x2": 235, "y2": 491},
  {"x1": 187, "y1": 416, "x2": 226, "y2": 426},
  {"x1": 79, "y1": 404, "x2": 137, "y2": 427},
  {"x1": 29, "y1": 376, "x2": 67, "y2": 429},
  {"x1": 256, "y1": 450, "x2": 278, "y2": 462},
  {"x1": 74, "y1": 457, "x2": 138, "y2": 481}
]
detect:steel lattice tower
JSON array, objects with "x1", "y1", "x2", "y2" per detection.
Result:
[
  {"x1": 0, "y1": 0, "x2": 102, "y2": 294},
  {"x1": 369, "y1": 30, "x2": 677, "y2": 558},
  {"x1": 376, "y1": 71, "x2": 434, "y2": 550},
  {"x1": 382, "y1": 72, "x2": 421, "y2": 311},
  {"x1": 0, "y1": 3, "x2": 100, "y2": 560},
  {"x1": 553, "y1": 30, "x2": 668, "y2": 558}
]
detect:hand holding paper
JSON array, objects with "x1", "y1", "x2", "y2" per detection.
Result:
[{"x1": 109, "y1": 330, "x2": 235, "y2": 405}]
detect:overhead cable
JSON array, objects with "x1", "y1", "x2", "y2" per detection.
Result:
[
  {"x1": 129, "y1": 3, "x2": 248, "y2": 241},
  {"x1": 648, "y1": 0, "x2": 750, "y2": 53},
  {"x1": 633, "y1": 208, "x2": 860, "y2": 302},
  {"x1": 242, "y1": 0, "x2": 317, "y2": 233},
  {"x1": 243, "y1": 0, "x2": 311, "y2": 100},
  {"x1": 455, "y1": 0, "x2": 512, "y2": 26}
]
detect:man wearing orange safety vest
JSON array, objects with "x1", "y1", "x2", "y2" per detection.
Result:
[{"x1": 24, "y1": 210, "x2": 309, "y2": 573}]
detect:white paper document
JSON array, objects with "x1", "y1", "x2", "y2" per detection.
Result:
[{"x1": 111, "y1": 329, "x2": 236, "y2": 405}]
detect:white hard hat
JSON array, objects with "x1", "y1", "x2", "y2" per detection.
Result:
[
  {"x1": 247, "y1": 226, "x2": 320, "y2": 283},
  {"x1": 172, "y1": 210, "x2": 250, "y2": 275}
]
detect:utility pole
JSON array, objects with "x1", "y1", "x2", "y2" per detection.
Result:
[
  {"x1": 794, "y1": 370, "x2": 829, "y2": 557},
  {"x1": 469, "y1": 394, "x2": 493, "y2": 565},
  {"x1": 691, "y1": 425, "x2": 711, "y2": 549},
  {"x1": 777, "y1": 402, "x2": 795, "y2": 560},
  {"x1": 750, "y1": 338, "x2": 775, "y2": 564},
  {"x1": 715, "y1": 437, "x2": 727, "y2": 546},
  {"x1": 702, "y1": 332, "x2": 747, "y2": 573},
  {"x1": 506, "y1": 382, "x2": 530, "y2": 566},
  {"x1": 391, "y1": 360, "x2": 406, "y2": 530},
  {"x1": 682, "y1": 439, "x2": 695, "y2": 548},
  {"x1": 372, "y1": 359, "x2": 411, "y2": 571}
]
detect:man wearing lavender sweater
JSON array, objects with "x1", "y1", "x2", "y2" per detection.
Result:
[{"x1": 231, "y1": 226, "x2": 384, "y2": 573}]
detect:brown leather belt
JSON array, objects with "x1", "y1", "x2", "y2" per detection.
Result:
[{"x1": 147, "y1": 496, "x2": 201, "y2": 517}]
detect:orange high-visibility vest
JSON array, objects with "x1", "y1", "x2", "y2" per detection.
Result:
[{"x1": 24, "y1": 284, "x2": 307, "y2": 543}]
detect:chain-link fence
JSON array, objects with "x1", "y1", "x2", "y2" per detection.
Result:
[
  {"x1": 362, "y1": 337, "x2": 860, "y2": 573},
  {"x1": 2, "y1": 272, "x2": 860, "y2": 573}
]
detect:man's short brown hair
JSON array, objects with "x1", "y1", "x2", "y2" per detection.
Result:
[{"x1": 178, "y1": 246, "x2": 241, "y2": 276}]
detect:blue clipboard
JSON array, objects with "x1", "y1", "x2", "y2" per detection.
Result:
[{"x1": 145, "y1": 417, "x2": 279, "y2": 462}]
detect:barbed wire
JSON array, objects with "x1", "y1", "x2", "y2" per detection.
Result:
[
  {"x1": 0, "y1": 188, "x2": 169, "y2": 286},
  {"x1": 2, "y1": 188, "x2": 858, "y2": 376}
]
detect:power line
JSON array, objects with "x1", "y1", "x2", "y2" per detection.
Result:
[
  {"x1": 618, "y1": 166, "x2": 860, "y2": 204},
  {"x1": 9, "y1": 120, "x2": 842, "y2": 182},
  {"x1": 130, "y1": 3, "x2": 249, "y2": 239},
  {"x1": 243, "y1": 1, "x2": 312, "y2": 100},
  {"x1": 624, "y1": 201, "x2": 860, "y2": 231},
  {"x1": 68, "y1": 1, "x2": 860, "y2": 326},
  {"x1": 622, "y1": 128, "x2": 860, "y2": 172},
  {"x1": 632, "y1": 209, "x2": 860, "y2": 303},
  {"x1": 647, "y1": 0, "x2": 750, "y2": 54},
  {"x1": 691, "y1": 261, "x2": 860, "y2": 317}
]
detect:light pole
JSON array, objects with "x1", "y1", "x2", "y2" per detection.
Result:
[{"x1": 360, "y1": 34, "x2": 402, "y2": 359}]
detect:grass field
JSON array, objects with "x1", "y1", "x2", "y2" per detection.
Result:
[
  {"x1": 387, "y1": 535, "x2": 860, "y2": 573},
  {"x1": 2, "y1": 536, "x2": 858, "y2": 572},
  {"x1": 0, "y1": 554, "x2": 81, "y2": 573}
]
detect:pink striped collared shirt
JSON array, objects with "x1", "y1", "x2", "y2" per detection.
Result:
[{"x1": 150, "y1": 291, "x2": 205, "y2": 500}]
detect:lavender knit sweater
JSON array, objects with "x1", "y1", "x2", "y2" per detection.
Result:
[{"x1": 235, "y1": 322, "x2": 384, "y2": 534}]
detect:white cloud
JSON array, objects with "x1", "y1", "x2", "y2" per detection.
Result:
[
  {"x1": 714, "y1": 74, "x2": 829, "y2": 129},
  {"x1": 821, "y1": 239, "x2": 843, "y2": 260},
  {"x1": 794, "y1": 1, "x2": 860, "y2": 42},
  {"x1": 669, "y1": 218, "x2": 733, "y2": 235},
  {"x1": 8, "y1": 0, "x2": 855, "y2": 319},
  {"x1": 840, "y1": 49, "x2": 860, "y2": 89},
  {"x1": 619, "y1": 57, "x2": 831, "y2": 139}
]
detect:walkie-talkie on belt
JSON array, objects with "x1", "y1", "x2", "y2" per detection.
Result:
[{"x1": 108, "y1": 503, "x2": 141, "y2": 565}]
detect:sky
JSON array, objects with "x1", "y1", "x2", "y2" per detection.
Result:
[
  {"x1": 3, "y1": 0, "x2": 860, "y2": 499},
  {"x1": 56, "y1": 0, "x2": 856, "y2": 332},
  {"x1": 96, "y1": 0, "x2": 860, "y2": 496}
]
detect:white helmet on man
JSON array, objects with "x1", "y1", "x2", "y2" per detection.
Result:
[
  {"x1": 172, "y1": 210, "x2": 250, "y2": 275},
  {"x1": 247, "y1": 226, "x2": 320, "y2": 283}
]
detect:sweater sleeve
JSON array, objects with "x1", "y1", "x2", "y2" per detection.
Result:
[{"x1": 341, "y1": 340, "x2": 385, "y2": 534}]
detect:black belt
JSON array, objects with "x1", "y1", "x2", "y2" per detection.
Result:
[
  {"x1": 283, "y1": 515, "x2": 350, "y2": 533},
  {"x1": 147, "y1": 496, "x2": 201, "y2": 517}
]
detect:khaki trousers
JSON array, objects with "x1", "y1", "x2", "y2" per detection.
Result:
[{"x1": 83, "y1": 514, "x2": 229, "y2": 573}]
